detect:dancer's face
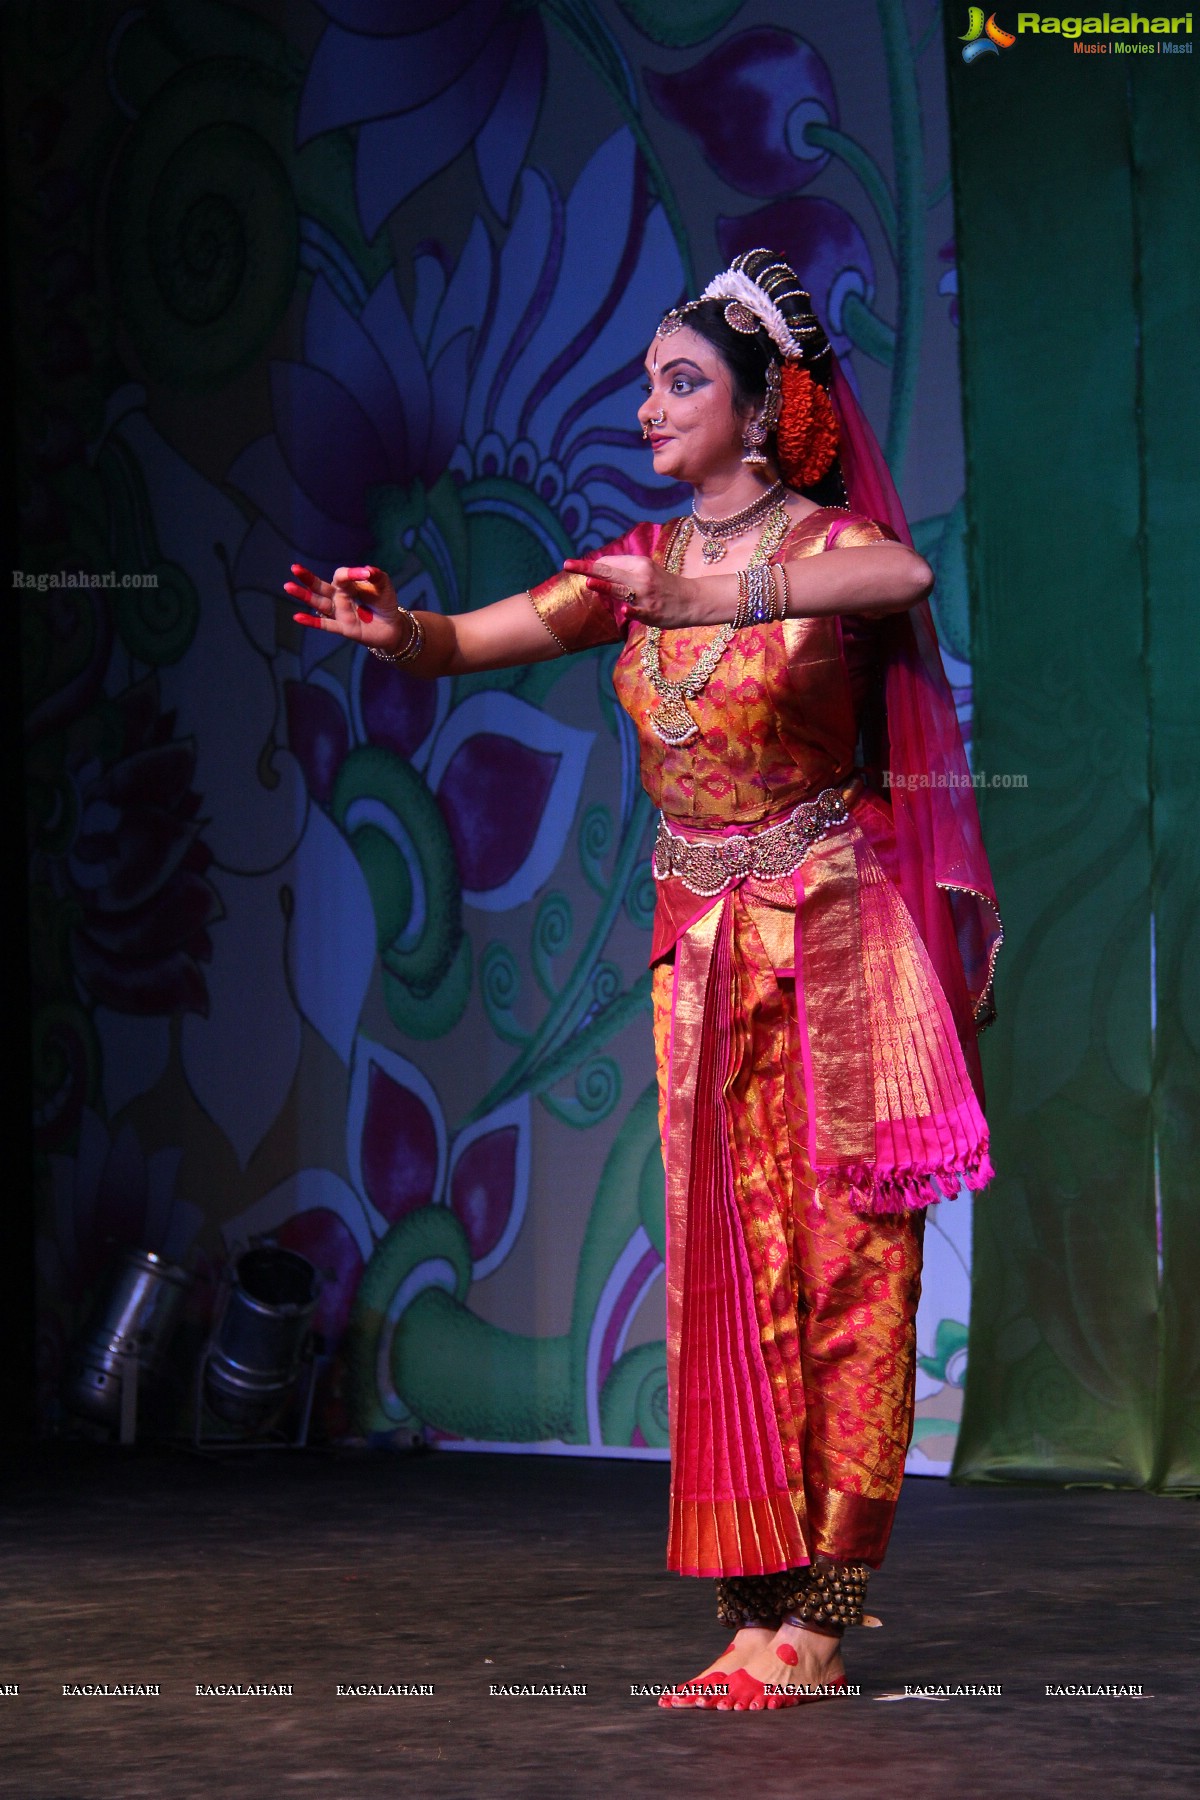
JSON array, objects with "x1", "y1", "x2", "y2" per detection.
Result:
[{"x1": 637, "y1": 327, "x2": 752, "y2": 488}]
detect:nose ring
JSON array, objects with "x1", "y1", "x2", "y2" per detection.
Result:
[{"x1": 642, "y1": 411, "x2": 666, "y2": 439}]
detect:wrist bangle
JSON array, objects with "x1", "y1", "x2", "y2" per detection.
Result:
[
  {"x1": 369, "y1": 609, "x2": 423, "y2": 665},
  {"x1": 742, "y1": 564, "x2": 774, "y2": 627},
  {"x1": 775, "y1": 564, "x2": 790, "y2": 621},
  {"x1": 733, "y1": 571, "x2": 751, "y2": 630}
]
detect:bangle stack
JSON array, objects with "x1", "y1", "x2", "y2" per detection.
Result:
[
  {"x1": 368, "y1": 609, "x2": 424, "y2": 665},
  {"x1": 733, "y1": 565, "x2": 788, "y2": 629}
]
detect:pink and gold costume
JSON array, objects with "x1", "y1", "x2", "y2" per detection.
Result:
[{"x1": 529, "y1": 503, "x2": 999, "y2": 1581}]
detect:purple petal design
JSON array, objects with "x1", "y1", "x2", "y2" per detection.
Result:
[
  {"x1": 276, "y1": 1208, "x2": 366, "y2": 1343},
  {"x1": 303, "y1": 276, "x2": 415, "y2": 469},
  {"x1": 352, "y1": 19, "x2": 522, "y2": 236},
  {"x1": 298, "y1": 1, "x2": 509, "y2": 141},
  {"x1": 474, "y1": 14, "x2": 546, "y2": 221},
  {"x1": 228, "y1": 265, "x2": 467, "y2": 610},
  {"x1": 347, "y1": 1039, "x2": 448, "y2": 1228},
  {"x1": 357, "y1": 657, "x2": 439, "y2": 763},
  {"x1": 425, "y1": 218, "x2": 492, "y2": 367},
  {"x1": 285, "y1": 678, "x2": 350, "y2": 805},
  {"x1": 584, "y1": 1226, "x2": 663, "y2": 1445},
  {"x1": 359, "y1": 275, "x2": 434, "y2": 474},
  {"x1": 411, "y1": 249, "x2": 448, "y2": 349},
  {"x1": 425, "y1": 330, "x2": 474, "y2": 482},
  {"x1": 437, "y1": 734, "x2": 558, "y2": 892},
  {"x1": 462, "y1": 169, "x2": 561, "y2": 447},
  {"x1": 499, "y1": 133, "x2": 642, "y2": 445},
  {"x1": 450, "y1": 1129, "x2": 516, "y2": 1261},
  {"x1": 361, "y1": 1066, "x2": 440, "y2": 1224},
  {"x1": 427, "y1": 692, "x2": 595, "y2": 910},
  {"x1": 646, "y1": 28, "x2": 837, "y2": 198},
  {"x1": 445, "y1": 1097, "x2": 530, "y2": 1279},
  {"x1": 718, "y1": 198, "x2": 875, "y2": 360},
  {"x1": 228, "y1": 1166, "x2": 382, "y2": 1264},
  {"x1": 597, "y1": 1245, "x2": 662, "y2": 1393},
  {"x1": 269, "y1": 362, "x2": 392, "y2": 529}
]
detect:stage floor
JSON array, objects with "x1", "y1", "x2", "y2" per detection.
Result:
[{"x1": 0, "y1": 1445, "x2": 1195, "y2": 1798}]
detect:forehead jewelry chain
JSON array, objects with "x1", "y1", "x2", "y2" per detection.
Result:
[
  {"x1": 691, "y1": 480, "x2": 787, "y2": 565},
  {"x1": 642, "y1": 503, "x2": 791, "y2": 746}
]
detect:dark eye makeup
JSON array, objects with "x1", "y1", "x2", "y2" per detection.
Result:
[{"x1": 642, "y1": 361, "x2": 710, "y2": 396}]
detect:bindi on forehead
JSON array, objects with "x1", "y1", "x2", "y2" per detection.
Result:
[{"x1": 648, "y1": 325, "x2": 719, "y2": 376}]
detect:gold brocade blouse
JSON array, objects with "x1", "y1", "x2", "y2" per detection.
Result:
[{"x1": 528, "y1": 507, "x2": 893, "y2": 828}]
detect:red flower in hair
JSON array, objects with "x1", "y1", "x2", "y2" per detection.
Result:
[{"x1": 776, "y1": 364, "x2": 839, "y2": 487}]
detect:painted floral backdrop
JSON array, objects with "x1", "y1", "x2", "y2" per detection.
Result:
[{"x1": 9, "y1": 0, "x2": 972, "y2": 1469}]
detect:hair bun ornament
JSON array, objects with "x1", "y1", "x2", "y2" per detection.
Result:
[
  {"x1": 776, "y1": 364, "x2": 839, "y2": 487},
  {"x1": 724, "y1": 299, "x2": 760, "y2": 336}
]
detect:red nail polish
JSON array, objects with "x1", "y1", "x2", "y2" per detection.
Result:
[{"x1": 294, "y1": 613, "x2": 321, "y2": 627}]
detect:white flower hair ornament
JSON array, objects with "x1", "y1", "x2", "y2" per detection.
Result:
[
  {"x1": 699, "y1": 268, "x2": 799, "y2": 359},
  {"x1": 656, "y1": 251, "x2": 823, "y2": 362}
]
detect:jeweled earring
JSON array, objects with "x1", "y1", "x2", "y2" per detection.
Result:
[
  {"x1": 741, "y1": 416, "x2": 768, "y2": 467},
  {"x1": 741, "y1": 360, "x2": 780, "y2": 467}
]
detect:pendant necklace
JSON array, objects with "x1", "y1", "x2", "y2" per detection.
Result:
[
  {"x1": 691, "y1": 480, "x2": 788, "y2": 564},
  {"x1": 642, "y1": 503, "x2": 792, "y2": 747}
]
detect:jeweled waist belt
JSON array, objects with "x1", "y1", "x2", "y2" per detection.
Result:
[{"x1": 651, "y1": 779, "x2": 861, "y2": 898}]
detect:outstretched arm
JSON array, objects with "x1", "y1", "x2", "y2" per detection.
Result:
[
  {"x1": 569, "y1": 540, "x2": 932, "y2": 629},
  {"x1": 287, "y1": 564, "x2": 563, "y2": 676}
]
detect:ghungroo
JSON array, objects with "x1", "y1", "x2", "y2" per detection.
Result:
[
  {"x1": 715, "y1": 1560, "x2": 871, "y2": 1631},
  {"x1": 788, "y1": 1560, "x2": 870, "y2": 1629}
]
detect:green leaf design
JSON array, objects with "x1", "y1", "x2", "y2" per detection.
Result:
[
  {"x1": 614, "y1": 0, "x2": 744, "y2": 49},
  {"x1": 382, "y1": 934, "x2": 473, "y2": 1042},
  {"x1": 541, "y1": 1054, "x2": 622, "y2": 1128},
  {"x1": 917, "y1": 1317, "x2": 969, "y2": 1381},
  {"x1": 331, "y1": 745, "x2": 462, "y2": 989}
]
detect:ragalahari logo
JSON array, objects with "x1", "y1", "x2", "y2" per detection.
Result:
[{"x1": 961, "y1": 8, "x2": 1018, "y2": 58}]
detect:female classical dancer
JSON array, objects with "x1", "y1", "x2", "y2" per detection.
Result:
[{"x1": 286, "y1": 250, "x2": 1001, "y2": 1712}]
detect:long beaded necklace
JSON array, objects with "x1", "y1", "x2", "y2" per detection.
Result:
[
  {"x1": 691, "y1": 480, "x2": 788, "y2": 564},
  {"x1": 642, "y1": 502, "x2": 792, "y2": 746}
]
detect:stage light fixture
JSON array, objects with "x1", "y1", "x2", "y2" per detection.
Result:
[
  {"x1": 65, "y1": 1248, "x2": 191, "y2": 1443},
  {"x1": 194, "y1": 1243, "x2": 322, "y2": 1446}
]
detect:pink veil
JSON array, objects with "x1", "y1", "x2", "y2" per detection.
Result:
[{"x1": 828, "y1": 359, "x2": 1002, "y2": 1093}]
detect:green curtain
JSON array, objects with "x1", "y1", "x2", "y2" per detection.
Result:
[
  {"x1": 947, "y1": 28, "x2": 1199, "y2": 1487},
  {"x1": 1136, "y1": 65, "x2": 1200, "y2": 1490}
]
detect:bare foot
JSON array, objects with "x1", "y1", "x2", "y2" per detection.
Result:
[
  {"x1": 657, "y1": 1625, "x2": 776, "y2": 1709},
  {"x1": 720, "y1": 1620, "x2": 846, "y2": 1712}
]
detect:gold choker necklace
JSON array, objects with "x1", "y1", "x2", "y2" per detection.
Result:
[{"x1": 691, "y1": 481, "x2": 788, "y2": 564}]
